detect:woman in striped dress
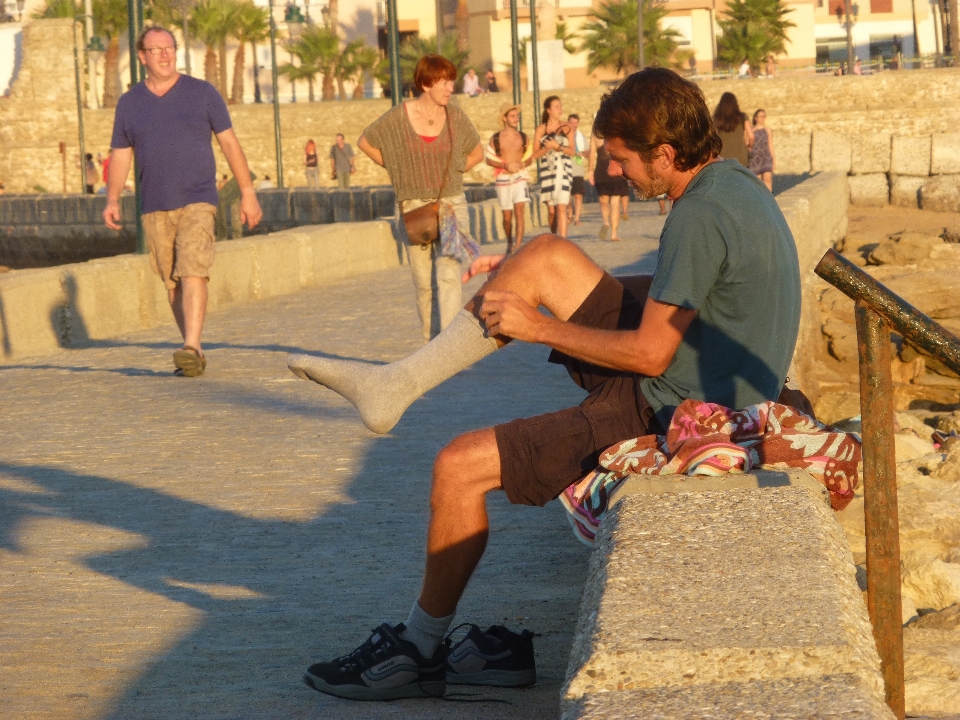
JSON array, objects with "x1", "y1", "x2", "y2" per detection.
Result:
[{"x1": 532, "y1": 95, "x2": 575, "y2": 237}]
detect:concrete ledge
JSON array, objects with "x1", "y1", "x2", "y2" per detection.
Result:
[
  {"x1": 561, "y1": 479, "x2": 892, "y2": 719},
  {"x1": 775, "y1": 171, "x2": 848, "y2": 401}
]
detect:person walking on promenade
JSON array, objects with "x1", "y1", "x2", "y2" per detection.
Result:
[
  {"x1": 749, "y1": 108, "x2": 776, "y2": 192},
  {"x1": 289, "y1": 67, "x2": 801, "y2": 701},
  {"x1": 587, "y1": 134, "x2": 629, "y2": 241},
  {"x1": 304, "y1": 139, "x2": 319, "y2": 188},
  {"x1": 103, "y1": 25, "x2": 262, "y2": 377},
  {"x1": 532, "y1": 95, "x2": 574, "y2": 237},
  {"x1": 485, "y1": 103, "x2": 533, "y2": 254},
  {"x1": 712, "y1": 91, "x2": 753, "y2": 168},
  {"x1": 358, "y1": 54, "x2": 484, "y2": 343},
  {"x1": 567, "y1": 113, "x2": 588, "y2": 226},
  {"x1": 329, "y1": 134, "x2": 356, "y2": 188},
  {"x1": 83, "y1": 153, "x2": 97, "y2": 193}
]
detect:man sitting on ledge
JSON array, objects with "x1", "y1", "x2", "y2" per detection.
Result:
[{"x1": 288, "y1": 67, "x2": 802, "y2": 701}]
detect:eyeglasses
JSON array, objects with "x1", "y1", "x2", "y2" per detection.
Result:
[{"x1": 143, "y1": 46, "x2": 176, "y2": 56}]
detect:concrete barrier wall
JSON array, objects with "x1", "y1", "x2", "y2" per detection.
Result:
[
  {"x1": 561, "y1": 474, "x2": 893, "y2": 719},
  {"x1": 560, "y1": 176, "x2": 873, "y2": 718},
  {"x1": 778, "y1": 172, "x2": 849, "y2": 403},
  {"x1": 0, "y1": 197, "x2": 549, "y2": 364}
]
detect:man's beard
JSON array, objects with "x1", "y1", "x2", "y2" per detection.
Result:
[{"x1": 630, "y1": 162, "x2": 672, "y2": 200}]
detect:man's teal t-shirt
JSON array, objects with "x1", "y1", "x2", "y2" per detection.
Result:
[{"x1": 639, "y1": 160, "x2": 801, "y2": 428}]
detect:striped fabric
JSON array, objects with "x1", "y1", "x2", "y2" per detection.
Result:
[{"x1": 537, "y1": 132, "x2": 572, "y2": 205}]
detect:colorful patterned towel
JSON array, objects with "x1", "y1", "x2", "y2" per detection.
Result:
[
  {"x1": 438, "y1": 201, "x2": 480, "y2": 264},
  {"x1": 560, "y1": 399, "x2": 862, "y2": 545}
]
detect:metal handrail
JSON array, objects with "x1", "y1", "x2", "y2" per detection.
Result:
[{"x1": 815, "y1": 249, "x2": 960, "y2": 720}]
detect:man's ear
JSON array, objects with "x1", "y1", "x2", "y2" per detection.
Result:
[{"x1": 654, "y1": 144, "x2": 676, "y2": 170}]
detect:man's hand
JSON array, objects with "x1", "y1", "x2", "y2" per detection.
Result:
[
  {"x1": 239, "y1": 187, "x2": 263, "y2": 229},
  {"x1": 462, "y1": 254, "x2": 505, "y2": 283},
  {"x1": 103, "y1": 199, "x2": 123, "y2": 230},
  {"x1": 479, "y1": 290, "x2": 545, "y2": 342}
]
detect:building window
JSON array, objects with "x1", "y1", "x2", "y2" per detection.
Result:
[{"x1": 870, "y1": 0, "x2": 893, "y2": 12}]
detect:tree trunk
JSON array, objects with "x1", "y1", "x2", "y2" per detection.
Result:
[
  {"x1": 950, "y1": 0, "x2": 959, "y2": 58},
  {"x1": 337, "y1": 76, "x2": 347, "y2": 100},
  {"x1": 353, "y1": 80, "x2": 364, "y2": 99},
  {"x1": 204, "y1": 46, "x2": 219, "y2": 90},
  {"x1": 219, "y1": 39, "x2": 229, "y2": 100},
  {"x1": 231, "y1": 42, "x2": 245, "y2": 103},
  {"x1": 322, "y1": 72, "x2": 336, "y2": 100},
  {"x1": 102, "y1": 36, "x2": 122, "y2": 108},
  {"x1": 456, "y1": 0, "x2": 469, "y2": 52},
  {"x1": 251, "y1": 41, "x2": 262, "y2": 103},
  {"x1": 308, "y1": 77, "x2": 314, "y2": 102}
]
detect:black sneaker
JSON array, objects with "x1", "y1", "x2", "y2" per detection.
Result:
[
  {"x1": 445, "y1": 624, "x2": 536, "y2": 687},
  {"x1": 303, "y1": 623, "x2": 446, "y2": 701}
]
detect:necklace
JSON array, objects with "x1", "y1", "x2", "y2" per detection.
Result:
[{"x1": 420, "y1": 100, "x2": 440, "y2": 125}]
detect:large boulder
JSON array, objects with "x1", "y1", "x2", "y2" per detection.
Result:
[
  {"x1": 868, "y1": 232, "x2": 944, "y2": 265},
  {"x1": 901, "y1": 551, "x2": 960, "y2": 610},
  {"x1": 889, "y1": 175, "x2": 925, "y2": 208},
  {"x1": 920, "y1": 174, "x2": 960, "y2": 213},
  {"x1": 903, "y1": 628, "x2": 960, "y2": 717}
]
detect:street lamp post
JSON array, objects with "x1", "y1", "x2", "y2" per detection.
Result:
[
  {"x1": 510, "y1": 0, "x2": 521, "y2": 127},
  {"x1": 15, "y1": 0, "x2": 25, "y2": 22},
  {"x1": 72, "y1": 22, "x2": 87, "y2": 193},
  {"x1": 637, "y1": 0, "x2": 645, "y2": 70},
  {"x1": 269, "y1": 0, "x2": 285, "y2": 187},
  {"x1": 285, "y1": 3, "x2": 305, "y2": 103},
  {"x1": 126, "y1": 0, "x2": 146, "y2": 253},
  {"x1": 387, "y1": 0, "x2": 401, "y2": 104},
  {"x1": 839, "y1": 1, "x2": 859, "y2": 73},
  {"x1": 87, "y1": 36, "x2": 105, "y2": 108},
  {"x1": 530, "y1": 0, "x2": 540, "y2": 129}
]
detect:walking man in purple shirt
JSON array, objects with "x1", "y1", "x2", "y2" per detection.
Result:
[{"x1": 103, "y1": 25, "x2": 262, "y2": 377}]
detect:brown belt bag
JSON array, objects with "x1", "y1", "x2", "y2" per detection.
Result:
[{"x1": 400, "y1": 108, "x2": 453, "y2": 246}]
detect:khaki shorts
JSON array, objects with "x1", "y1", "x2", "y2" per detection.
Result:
[{"x1": 143, "y1": 202, "x2": 217, "y2": 290}]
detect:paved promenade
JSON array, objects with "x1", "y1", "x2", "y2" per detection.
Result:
[{"x1": 0, "y1": 203, "x2": 664, "y2": 720}]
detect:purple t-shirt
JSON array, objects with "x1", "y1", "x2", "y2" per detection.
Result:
[{"x1": 110, "y1": 75, "x2": 232, "y2": 213}]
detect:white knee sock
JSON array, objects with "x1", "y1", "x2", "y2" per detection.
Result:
[
  {"x1": 288, "y1": 309, "x2": 499, "y2": 434},
  {"x1": 400, "y1": 601, "x2": 455, "y2": 660}
]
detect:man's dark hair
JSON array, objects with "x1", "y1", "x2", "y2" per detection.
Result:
[
  {"x1": 593, "y1": 68, "x2": 721, "y2": 172},
  {"x1": 136, "y1": 25, "x2": 177, "y2": 52},
  {"x1": 567, "y1": 113, "x2": 579, "y2": 121}
]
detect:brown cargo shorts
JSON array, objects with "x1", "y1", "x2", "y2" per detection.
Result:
[
  {"x1": 142, "y1": 202, "x2": 217, "y2": 290},
  {"x1": 494, "y1": 273, "x2": 663, "y2": 507}
]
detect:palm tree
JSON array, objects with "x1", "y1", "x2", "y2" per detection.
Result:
[
  {"x1": 191, "y1": 0, "x2": 243, "y2": 99},
  {"x1": 232, "y1": 0, "x2": 269, "y2": 103},
  {"x1": 283, "y1": 24, "x2": 338, "y2": 101},
  {"x1": 335, "y1": 38, "x2": 379, "y2": 99},
  {"x1": 30, "y1": 0, "x2": 76, "y2": 18},
  {"x1": 716, "y1": 0, "x2": 795, "y2": 72},
  {"x1": 399, "y1": 33, "x2": 469, "y2": 94},
  {"x1": 579, "y1": 0, "x2": 683, "y2": 75}
]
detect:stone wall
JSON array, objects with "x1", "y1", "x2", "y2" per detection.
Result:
[
  {"x1": 773, "y1": 130, "x2": 960, "y2": 211},
  {"x1": 5, "y1": 20, "x2": 960, "y2": 195}
]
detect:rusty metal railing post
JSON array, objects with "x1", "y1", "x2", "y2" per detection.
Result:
[{"x1": 855, "y1": 302, "x2": 905, "y2": 720}]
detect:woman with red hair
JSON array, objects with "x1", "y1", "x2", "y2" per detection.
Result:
[{"x1": 359, "y1": 55, "x2": 484, "y2": 342}]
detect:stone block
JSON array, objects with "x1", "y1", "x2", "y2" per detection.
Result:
[
  {"x1": 775, "y1": 134, "x2": 811, "y2": 175},
  {"x1": 890, "y1": 175, "x2": 925, "y2": 208},
  {"x1": 851, "y1": 133, "x2": 891, "y2": 174},
  {"x1": 849, "y1": 173, "x2": 889, "y2": 207},
  {"x1": 564, "y1": 677, "x2": 895, "y2": 720},
  {"x1": 78, "y1": 195, "x2": 106, "y2": 225},
  {"x1": 931, "y1": 134, "x2": 960, "y2": 175},
  {"x1": 330, "y1": 190, "x2": 354, "y2": 223},
  {"x1": 891, "y1": 135, "x2": 932, "y2": 176},
  {"x1": 921, "y1": 174, "x2": 960, "y2": 213},
  {"x1": 255, "y1": 189, "x2": 291, "y2": 231},
  {"x1": 562, "y1": 482, "x2": 888, "y2": 717},
  {"x1": 65, "y1": 255, "x2": 151, "y2": 340},
  {"x1": 811, "y1": 132, "x2": 851, "y2": 173},
  {"x1": 351, "y1": 189, "x2": 373, "y2": 222},
  {"x1": 0, "y1": 266, "x2": 70, "y2": 359},
  {"x1": 7, "y1": 196, "x2": 39, "y2": 224},
  {"x1": 253, "y1": 234, "x2": 302, "y2": 299},
  {"x1": 290, "y1": 190, "x2": 332, "y2": 225},
  {"x1": 371, "y1": 187, "x2": 396, "y2": 218},
  {"x1": 207, "y1": 239, "x2": 257, "y2": 308}
]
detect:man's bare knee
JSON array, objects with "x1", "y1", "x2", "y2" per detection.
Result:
[{"x1": 431, "y1": 431, "x2": 501, "y2": 508}]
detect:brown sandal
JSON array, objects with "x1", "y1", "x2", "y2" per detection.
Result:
[{"x1": 173, "y1": 346, "x2": 206, "y2": 377}]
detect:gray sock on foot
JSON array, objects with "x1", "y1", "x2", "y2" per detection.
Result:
[
  {"x1": 400, "y1": 601, "x2": 455, "y2": 660},
  {"x1": 288, "y1": 309, "x2": 498, "y2": 434}
]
